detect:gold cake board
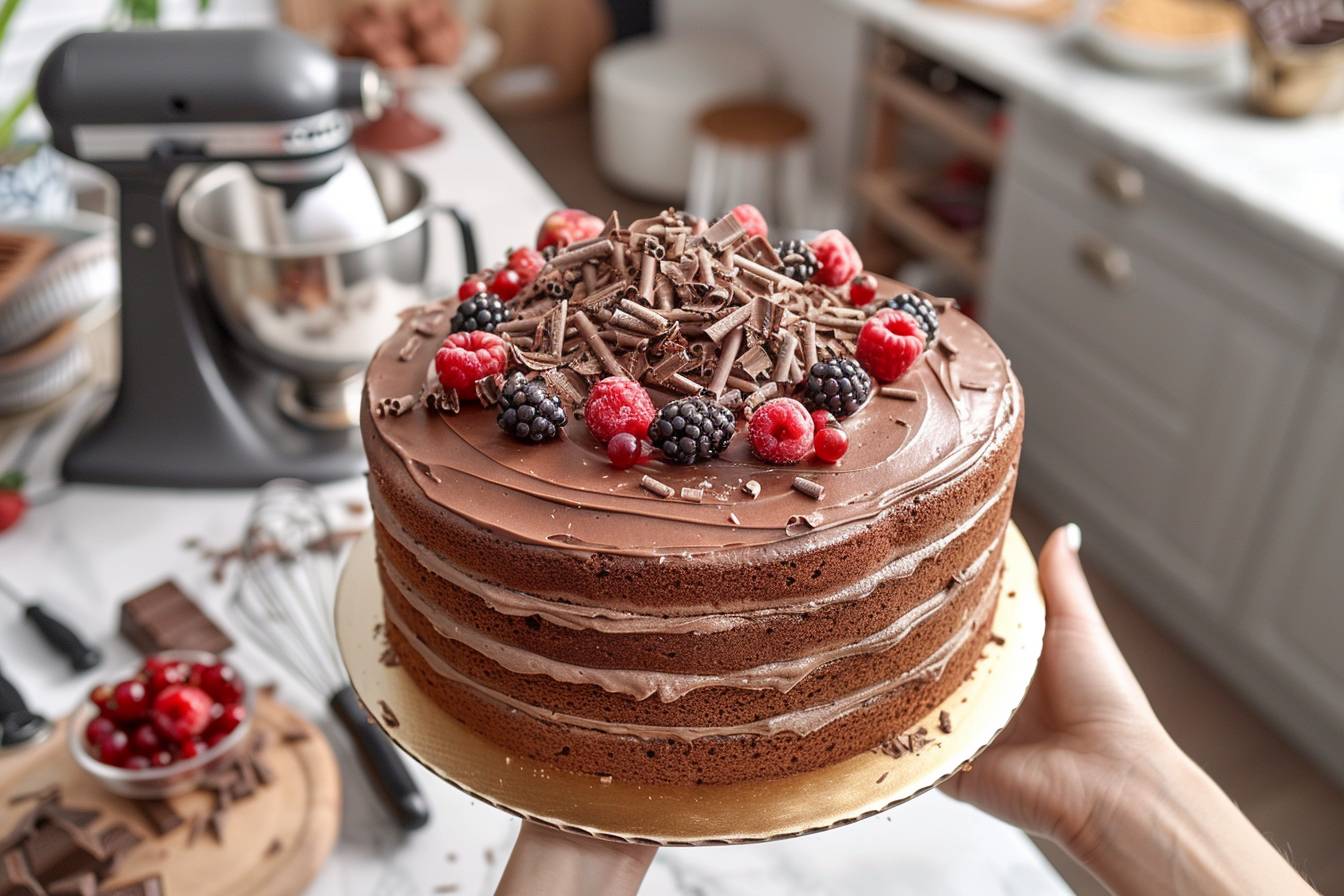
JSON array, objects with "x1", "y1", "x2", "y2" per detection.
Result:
[{"x1": 334, "y1": 523, "x2": 1045, "y2": 845}]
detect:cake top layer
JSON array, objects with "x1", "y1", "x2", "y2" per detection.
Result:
[{"x1": 364, "y1": 207, "x2": 1018, "y2": 558}]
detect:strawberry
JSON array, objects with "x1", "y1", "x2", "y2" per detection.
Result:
[{"x1": 0, "y1": 472, "x2": 26, "y2": 534}]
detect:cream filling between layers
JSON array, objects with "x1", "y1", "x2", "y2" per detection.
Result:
[
  {"x1": 385, "y1": 570, "x2": 999, "y2": 742},
  {"x1": 373, "y1": 476, "x2": 1012, "y2": 634},
  {"x1": 384, "y1": 537, "x2": 1000, "y2": 702}
]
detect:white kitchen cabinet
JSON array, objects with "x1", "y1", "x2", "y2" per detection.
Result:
[{"x1": 983, "y1": 100, "x2": 1344, "y2": 781}]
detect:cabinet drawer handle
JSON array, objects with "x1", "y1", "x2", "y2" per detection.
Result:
[
  {"x1": 1092, "y1": 159, "x2": 1145, "y2": 206},
  {"x1": 1076, "y1": 237, "x2": 1132, "y2": 287}
]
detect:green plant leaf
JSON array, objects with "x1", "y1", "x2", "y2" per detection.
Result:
[
  {"x1": 0, "y1": 471, "x2": 25, "y2": 492},
  {"x1": 0, "y1": 87, "x2": 32, "y2": 150},
  {"x1": 0, "y1": 0, "x2": 24, "y2": 58}
]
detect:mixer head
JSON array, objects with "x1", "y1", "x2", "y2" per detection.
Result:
[{"x1": 37, "y1": 28, "x2": 392, "y2": 199}]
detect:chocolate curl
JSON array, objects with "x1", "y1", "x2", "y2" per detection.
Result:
[
  {"x1": 772, "y1": 330, "x2": 799, "y2": 383},
  {"x1": 608, "y1": 309, "x2": 659, "y2": 336},
  {"x1": 640, "y1": 475, "x2": 675, "y2": 498},
  {"x1": 701, "y1": 213, "x2": 747, "y2": 253},
  {"x1": 704, "y1": 302, "x2": 753, "y2": 344},
  {"x1": 668, "y1": 228, "x2": 687, "y2": 260},
  {"x1": 730, "y1": 284, "x2": 756, "y2": 306},
  {"x1": 742, "y1": 479, "x2": 762, "y2": 498},
  {"x1": 638, "y1": 250, "x2": 658, "y2": 304},
  {"x1": 707, "y1": 326, "x2": 744, "y2": 396},
  {"x1": 475, "y1": 374, "x2": 504, "y2": 406},
  {"x1": 649, "y1": 351, "x2": 692, "y2": 383},
  {"x1": 617, "y1": 299, "x2": 671, "y2": 332},
  {"x1": 561, "y1": 336, "x2": 583, "y2": 354},
  {"x1": 573, "y1": 310, "x2": 624, "y2": 377},
  {"x1": 880, "y1": 386, "x2": 919, "y2": 401},
  {"x1": 696, "y1": 247, "x2": 716, "y2": 286},
  {"x1": 550, "y1": 239, "x2": 613, "y2": 269},
  {"x1": 397, "y1": 334, "x2": 423, "y2": 362},
  {"x1": 601, "y1": 330, "x2": 650, "y2": 351},
  {"x1": 792, "y1": 477, "x2": 825, "y2": 500},
  {"x1": 379, "y1": 394, "x2": 416, "y2": 417},
  {"x1": 719, "y1": 388, "x2": 744, "y2": 410},
  {"x1": 733, "y1": 253, "x2": 801, "y2": 289},
  {"x1": 546, "y1": 278, "x2": 570, "y2": 300},
  {"x1": 814, "y1": 314, "x2": 864, "y2": 332},
  {"x1": 497, "y1": 317, "x2": 542, "y2": 334},
  {"x1": 802, "y1": 320, "x2": 818, "y2": 370},
  {"x1": 509, "y1": 335, "x2": 535, "y2": 350},
  {"x1": 666, "y1": 373, "x2": 703, "y2": 395},
  {"x1": 612, "y1": 237, "x2": 627, "y2": 274},
  {"x1": 680, "y1": 487, "x2": 704, "y2": 502},
  {"x1": 726, "y1": 374, "x2": 759, "y2": 393},
  {"x1": 538, "y1": 299, "x2": 568, "y2": 358},
  {"x1": 654, "y1": 277, "x2": 675, "y2": 310},
  {"x1": 541, "y1": 368, "x2": 585, "y2": 406},
  {"x1": 573, "y1": 278, "x2": 629, "y2": 310},
  {"x1": 582, "y1": 263, "x2": 598, "y2": 294},
  {"x1": 743, "y1": 381, "x2": 779, "y2": 415}
]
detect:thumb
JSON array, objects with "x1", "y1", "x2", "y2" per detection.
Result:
[{"x1": 1037, "y1": 524, "x2": 1105, "y2": 628}]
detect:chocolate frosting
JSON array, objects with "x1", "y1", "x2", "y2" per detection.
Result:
[{"x1": 365, "y1": 298, "x2": 1019, "y2": 560}]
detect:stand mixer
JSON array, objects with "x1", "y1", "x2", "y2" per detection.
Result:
[{"x1": 37, "y1": 28, "x2": 475, "y2": 487}]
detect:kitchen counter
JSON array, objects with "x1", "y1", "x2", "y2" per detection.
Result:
[
  {"x1": 0, "y1": 85, "x2": 1069, "y2": 895},
  {"x1": 835, "y1": 0, "x2": 1344, "y2": 271}
]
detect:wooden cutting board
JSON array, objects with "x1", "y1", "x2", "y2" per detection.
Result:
[{"x1": 0, "y1": 695, "x2": 341, "y2": 896}]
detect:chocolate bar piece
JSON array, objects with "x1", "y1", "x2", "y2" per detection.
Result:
[
  {"x1": 98, "y1": 875, "x2": 162, "y2": 896},
  {"x1": 49, "y1": 871, "x2": 97, "y2": 896},
  {"x1": 23, "y1": 819, "x2": 106, "y2": 885},
  {"x1": 0, "y1": 849, "x2": 43, "y2": 896},
  {"x1": 96, "y1": 824, "x2": 141, "y2": 876},
  {"x1": 119, "y1": 580, "x2": 232, "y2": 656},
  {"x1": 41, "y1": 806, "x2": 100, "y2": 831},
  {"x1": 134, "y1": 801, "x2": 181, "y2": 838}
]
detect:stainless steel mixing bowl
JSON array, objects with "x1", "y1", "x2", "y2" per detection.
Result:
[{"x1": 177, "y1": 153, "x2": 470, "y2": 428}]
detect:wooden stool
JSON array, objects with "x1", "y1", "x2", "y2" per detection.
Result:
[{"x1": 687, "y1": 100, "x2": 812, "y2": 230}]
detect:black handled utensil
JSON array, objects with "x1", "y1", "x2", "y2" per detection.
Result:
[
  {"x1": 0, "y1": 577, "x2": 102, "y2": 672},
  {"x1": 0, "y1": 663, "x2": 51, "y2": 749},
  {"x1": 231, "y1": 479, "x2": 430, "y2": 831}
]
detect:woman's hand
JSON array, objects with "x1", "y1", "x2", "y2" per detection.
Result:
[
  {"x1": 943, "y1": 524, "x2": 1168, "y2": 849},
  {"x1": 945, "y1": 525, "x2": 1319, "y2": 895},
  {"x1": 496, "y1": 821, "x2": 657, "y2": 896}
]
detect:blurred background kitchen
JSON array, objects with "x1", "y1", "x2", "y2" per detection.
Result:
[{"x1": 0, "y1": 0, "x2": 1342, "y2": 894}]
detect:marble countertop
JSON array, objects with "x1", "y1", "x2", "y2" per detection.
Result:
[
  {"x1": 0, "y1": 86, "x2": 1069, "y2": 895},
  {"x1": 835, "y1": 0, "x2": 1344, "y2": 270}
]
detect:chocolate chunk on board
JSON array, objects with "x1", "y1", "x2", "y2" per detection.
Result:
[
  {"x1": 97, "y1": 823, "x2": 142, "y2": 874},
  {"x1": 134, "y1": 801, "x2": 182, "y2": 838},
  {"x1": 98, "y1": 874, "x2": 163, "y2": 896},
  {"x1": 0, "y1": 848, "x2": 43, "y2": 896},
  {"x1": 48, "y1": 871, "x2": 97, "y2": 896},
  {"x1": 23, "y1": 818, "x2": 107, "y2": 885},
  {"x1": 119, "y1": 580, "x2": 233, "y2": 655}
]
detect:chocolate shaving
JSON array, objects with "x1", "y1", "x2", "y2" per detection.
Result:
[
  {"x1": 474, "y1": 374, "x2": 504, "y2": 407},
  {"x1": 880, "y1": 386, "x2": 919, "y2": 401},
  {"x1": 378, "y1": 700, "x2": 400, "y2": 729},
  {"x1": 742, "y1": 480, "x2": 761, "y2": 498},
  {"x1": 938, "y1": 335, "x2": 959, "y2": 357},
  {"x1": 397, "y1": 334, "x2": 423, "y2": 361},
  {"x1": 679, "y1": 487, "x2": 704, "y2": 502},
  {"x1": 639, "y1": 475, "x2": 674, "y2": 498},
  {"x1": 772, "y1": 330, "x2": 799, "y2": 383},
  {"x1": 785, "y1": 512, "x2": 824, "y2": 535},
  {"x1": 939, "y1": 710, "x2": 953, "y2": 734},
  {"x1": 573, "y1": 311, "x2": 624, "y2": 377},
  {"x1": 701, "y1": 213, "x2": 747, "y2": 252},
  {"x1": 550, "y1": 239, "x2": 613, "y2": 269},
  {"x1": 792, "y1": 477, "x2": 824, "y2": 500}
]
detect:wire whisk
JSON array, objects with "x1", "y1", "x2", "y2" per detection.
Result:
[{"x1": 233, "y1": 478, "x2": 429, "y2": 831}]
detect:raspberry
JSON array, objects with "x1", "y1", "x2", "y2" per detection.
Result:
[
  {"x1": 435, "y1": 330, "x2": 508, "y2": 397},
  {"x1": 848, "y1": 273, "x2": 878, "y2": 306},
  {"x1": 748, "y1": 398, "x2": 815, "y2": 465},
  {"x1": 507, "y1": 246, "x2": 546, "y2": 285},
  {"x1": 802, "y1": 358, "x2": 872, "y2": 419},
  {"x1": 451, "y1": 293, "x2": 509, "y2": 333},
  {"x1": 489, "y1": 268, "x2": 522, "y2": 301},
  {"x1": 583, "y1": 377, "x2": 656, "y2": 443},
  {"x1": 857, "y1": 309, "x2": 925, "y2": 383},
  {"x1": 648, "y1": 397, "x2": 736, "y2": 464},
  {"x1": 729, "y1": 203, "x2": 768, "y2": 240},
  {"x1": 497, "y1": 373, "x2": 568, "y2": 442},
  {"x1": 882, "y1": 292, "x2": 939, "y2": 347},
  {"x1": 536, "y1": 208, "x2": 604, "y2": 251},
  {"x1": 809, "y1": 230, "x2": 863, "y2": 287}
]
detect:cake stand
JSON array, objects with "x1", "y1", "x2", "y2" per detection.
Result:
[{"x1": 333, "y1": 523, "x2": 1045, "y2": 845}]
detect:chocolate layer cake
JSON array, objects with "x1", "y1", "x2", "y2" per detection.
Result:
[{"x1": 363, "y1": 209, "x2": 1022, "y2": 785}]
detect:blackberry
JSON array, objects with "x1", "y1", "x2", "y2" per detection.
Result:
[
  {"x1": 451, "y1": 292, "x2": 510, "y2": 334},
  {"x1": 773, "y1": 239, "x2": 819, "y2": 283},
  {"x1": 882, "y1": 292, "x2": 939, "y2": 347},
  {"x1": 802, "y1": 358, "x2": 872, "y2": 419},
  {"x1": 647, "y1": 396, "x2": 735, "y2": 464},
  {"x1": 497, "y1": 373, "x2": 567, "y2": 442}
]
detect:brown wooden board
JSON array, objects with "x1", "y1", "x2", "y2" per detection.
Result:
[{"x1": 0, "y1": 695, "x2": 340, "y2": 896}]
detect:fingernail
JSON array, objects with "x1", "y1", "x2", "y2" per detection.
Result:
[{"x1": 1064, "y1": 523, "x2": 1082, "y2": 553}]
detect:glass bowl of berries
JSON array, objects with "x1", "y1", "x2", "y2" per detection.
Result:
[{"x1": 70, "y1": 651, "x2": 253, "y2": 799}]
